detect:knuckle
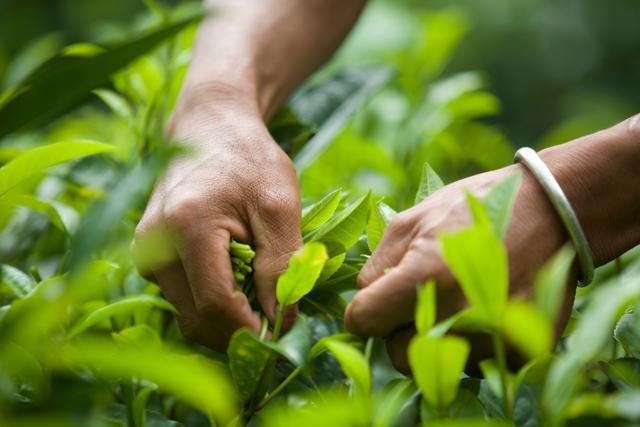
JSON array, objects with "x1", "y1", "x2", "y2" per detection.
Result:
[
  {"x1": 162, "y1": 193, "x2": 203, "y2": 231},
  {"x1": 387, "y1": 213, "x2": 413, "y2": 236},
  {"x1": 627, "y1": 113, "x2": 640, "y2": 139}
]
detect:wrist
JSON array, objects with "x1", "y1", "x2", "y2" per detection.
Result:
[{"x1": 538, "y1": 115, "x2": 640, "y2": 266}]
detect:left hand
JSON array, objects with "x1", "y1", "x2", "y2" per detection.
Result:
[{"x1": 344, "y1": 163, "x2": 578, "y2": 372}]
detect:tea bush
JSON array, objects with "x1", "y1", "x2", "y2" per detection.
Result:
[{"x1": 1, "y1": 2, "x2": 640, "y2": 427}]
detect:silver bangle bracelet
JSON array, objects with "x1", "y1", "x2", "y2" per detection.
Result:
[{"x1": 514, "y1": 147, "x2": 594, "y2": 286}]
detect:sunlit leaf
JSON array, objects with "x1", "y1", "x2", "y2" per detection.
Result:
[
  {"x1": 0, "y1": 264, "x2": 35, "y2": 298},
  {"x1": 0, "y1": 140, "x2": 116, "y2": 198},
  {"x1": 440, "y1": 224, "x2": 508, "y2": 325},
  {"x1": 415, "y1": 281, "x2": 436, "y2": 335},
  {"x1": 409, "y1": 335, "x2": 469, "y2": 409},
  {"x1": 414, "y1": 162, "x2": 444, "y2": 204},
  {"x1": 324, "y1": 338, "x2": 371, "y2": 396},
  {"x1": 502, "y1": 300, "x2": 553, "y2": 360},
  {"x1": 534, "y1": 244, "x2": 575, "y2": 325},
  {"x1": 68, "y1": 295, "x2": 176, "y2": 338},
  {"x1": 483, "y1": 173, "x2": 521, "y2": 239},
  {"x1": 0, "y1": 14, "x2": 203, "y2": 138},
  {"x1": 367, "y1": 199, "x2": 390, "y2": 252},
  {"x1": 276, "y1": 242, "x2": 328, "y2": 307},
  {"x1": 301, "y1": 188, "x2": 342, "y2": 233}
]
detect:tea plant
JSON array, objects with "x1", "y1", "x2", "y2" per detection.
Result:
[{"x1": 1, "y1": 2, "x2": 640, "y2": 427}]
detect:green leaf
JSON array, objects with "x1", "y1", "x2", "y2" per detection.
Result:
[
  {"x1": 227, "y1": 328, "x2": 273, "y2": 401},
  {"x1": 3, "y1": 194, "x2": 75, "y2": 233},
  {"x1": 324, "y1": 338, "x2": 371, "y2": 396},
  {"x1": 276, "y1": 315, "x2": 313, "y2": 367},
  {"x1": 0, "y1": 140, "x2": 116, "y2": 198},
  {"x1": 373, "y1": 379, "x2": 416, "y2": 427},
  {"x1": 68, "y1": 295, "x2": 176, "y2": 338},
  {"x1": 483, "y1": 173, "x2": 522, "y2": 238},
  {"x1": 502, "y1": 300, "x2": 553, "y2": 360},
  {"x1": 615, "y1": 304, "x2": 640, "y2": 358},
  {"x1": 276, "y1": 242, "x2": 328, "y2": 307},
  {"x1": 367, "y1": 199, "x2": 390, "y2": 252},
  {"x1": 409, "y1": 335, "x2": 470, "y2": 409},
  {"x1": 133, "y1": 386, "x2": 156, "y2": 427},
  {"x1": 0, "y1": 14, "x2": 202, "y2": 138},
  {"x1": 59, "y1": 338, "x2": 238, "y2": 425},
  {"x1": 93, "y1": 88, "x2": 133, "y2": 121},
  {"x1": 292, "y1": 67, "x2": 394, "y2": 171},
  {"x1": 0, "y1": 264, "x2": 35, "y2": 298},
  {"x1": 414, "y1": 162, "x2": 444, "y2": 204},
  {"x1": 415, "y1": 281, "x2": 437, "y2": 335},
  {"x1": 534, "y1": 244, "x2": 575, "y2": 325},
  {"x1": 301, "y1": 189, "x2": 342, "y2": 233},
  {"x1": 440, "y1": 225, "x2": 508, "y2": 325},
  {"x1": 111, "y1": 325, "x2": 163, "y2": 352},
  {"x1": 311, "y1": 192, "x2": 371, "y2": 255}
]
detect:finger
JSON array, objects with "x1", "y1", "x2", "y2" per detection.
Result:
[
  {"x1": 346, "y1": 240, "x2": 460, "y2": 338},
  {"x1": 358, "y1": 213, "x2": 414, "y2": 289},
  {"x1": 250, "y1": 198, "x2": 302, "y2": 327},
  {"x1": 176, "y1": 226, "x2": 261, "y2": 350},
  {"x1": 385, "y1": 327, "x2": 414, "y2": 375}
]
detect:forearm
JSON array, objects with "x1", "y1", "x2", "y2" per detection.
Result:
[
  {"x1": 176, "y1": 0, "x2": 366, "y2": 121},
  {"x1": 540, "y1": 115, "x2": 640, "y2": 266}
]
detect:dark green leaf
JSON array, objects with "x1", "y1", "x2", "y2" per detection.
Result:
[{"x1": 227, "y1": 328, "x2": 273, "y2": 401}]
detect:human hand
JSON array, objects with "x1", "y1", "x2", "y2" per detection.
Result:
[
  {"x1": 134, "y1": 85, "x2": 301, "y2": 351},
  {"x1": 345, "y1": 114, "x2": 640, "y2": 372}
]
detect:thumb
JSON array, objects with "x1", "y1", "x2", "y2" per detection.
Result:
[{"x1": 251, "y1": 198, "x2": 302, "y2": 327}]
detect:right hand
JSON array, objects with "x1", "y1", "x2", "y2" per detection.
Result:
[{"x1": 133, "y1": 85, "x2": 302, "y2": 351}]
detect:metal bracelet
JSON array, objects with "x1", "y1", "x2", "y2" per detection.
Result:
[{"x1": 514, "y1": 147, "x2": 594, "y2": 286}]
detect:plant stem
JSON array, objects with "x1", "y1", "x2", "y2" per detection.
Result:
[
  {"x1": 256, "y1": 366, "x2": 302, "y2": 411},
  {"x1": 492, "y1": 334, "x2": 513, "y2": 419},
  {"x1": 271, "y1": 306, "x2": 285, "y2": 342},
  {"x1": 364, "y1": 337, "x2": 374, "y2": 365}
]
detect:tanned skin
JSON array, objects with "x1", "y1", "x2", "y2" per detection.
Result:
[{"x1": 134, "y1": 0, "x2": 640, "y2": 371}]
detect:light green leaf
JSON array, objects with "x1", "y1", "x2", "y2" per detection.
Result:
[
  {"x1": 227, "y1": 328, "x2": 273, "y2": 401},
  {"x1": 373, "y1": 379, "x2": 416, "y2": 427},
  {"x1": 483, "y1": 173, "x2": 522, "y2": 238},
  {"x1": 308, "y1": 333, "x2": 357, "y2": 361},
  {"x1": 615, "y1": 304, "x2": 640, "y2": 359},
  {"x1": 466, "y1": 192, "x2": 491, "y2": 230},
  {"x1": 0, "y1": 264, "x2": 35, "y2": 298},
  {"x1": 4, "y1": 194, "x2": 75, "y2": 233},
  {"x1": 301, "y1": 189, "x2": 342, "y2": 233},
  {"x1": 324, "y1": 338, "x2": 371, "y2": 396},
  {"x1": 415, "y1": 281, "x2": 437, "y2": 334},
  {"x1": 93, "y1": 88, "x2": 133, "y2": 121},
  {"x1": 0, "y1": 14, "x2": 203, "y2": 138},
  {"x1": 276, "y1": 242, "x2": 328, "y2": 307},
  {"x1": 502, "y1": 300, "x2": 553, "y2": 360},
  {"x1": 440, "y1": 225, "x2": 508, "y2": 325},
  {"x1": 111, "y1": 325, "x2": 163, "y2": 352},
  {"x1": 367, "y1": 199, "x2": 389, "y2": 252},
  {"x1": 133, "y1": 386, "x2": 156, "y2": 427},
  {"x1": 317, "y1": 253, "x2": 346, "y2": 283},
  {"x1": 311, "y1": 192, "x2": 371, "y2": 255},
  {"x1": 59, "y1": 338, "x2": 238, "y2": 425},
  {"x1": 68, "y1": 295, "x2": 176, "y2": 338},
  {"x1": 0, "y1": 140, "x2": 116, "y2": 198},
  {"x1": 409, "y1": 335, "x2": 470, "y2": 409},
  {"x1": 415, "y1": 162, "x2": 444, "y2": 205},
  {"x1": 534, "y1": 244, "x2": 575, "y2": 325}
]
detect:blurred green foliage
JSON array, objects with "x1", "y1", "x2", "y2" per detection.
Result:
[{"x1": 1, "y1": 1, "x2": 640, "y2": 426}]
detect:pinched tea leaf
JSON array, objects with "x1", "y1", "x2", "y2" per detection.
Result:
[
  {"x1": 301, "y1": 188, "x2": 342, "y2": 233},
  {"x1": 415, "y1": 281, "x2": 437, "y2": 334},
  {"x1": 0, "y1": 264, "x2": 35, "y2": 298},
  {"x1": 68, "y1": 295, "x2": 176, "y2": 338},
  {"x1": 324, "y1": 338, "x2": 371, "y2": 395},
  {"x1": 440, "y1": 224, "x2": 508, "y2": 325},
  {"x1": 483, "y1": 173, "x2": 521, "y2": 239},
  {"x1": 227, "y1": 328, "x2": 274, "y2": 401},
  {"x1": 503, "y1": 300, "x2": 553, "y2": 360},
  {"x1": 311, "y1": 192, "x2": 371, "y2": 255},
  {"x1": 409, "y1": 335, "x2": 470, "y2": 409},
  {"x1": 0, "y1": 140, "x2": 116, "y2": 198},
  {"x1": 276, "y1": 242, "x2": 328, "y2": 307},
  {"x1": 415, "y1": 162, "x2": 444, "y2": 205}
]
